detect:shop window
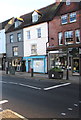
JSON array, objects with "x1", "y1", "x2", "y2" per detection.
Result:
[
  {"x1": 75, "y1": 30, "x2": 80, "y2": 43},
  {"x1": 13, "y1": 46, "x2": 18, "y2": 56},
  {"x1": 10, "y1": 34, "x2": 13, "y2": 43},
  {"x1": 65, "y1": 31, "x2": 73, "y2": 44},
  {"x1": 58, "y1": 32, "x2": 63, "y2": 45},
  {"x1": 17, "y1": 32, "x2": 21, "y2": 41},
  {"x1": 70, "y1": 12, "x2": 76, "y2": 23},
  {"x1": 27, "y1": 31, "x2": 31, "y2": 39},
  {"x1": 31, "y1": 44, "x2": 37, "y2": 55},
  {"x1": 61, "y1": 14, "x2": 68, "y2": 24},
  {"x1": 37, "y1": 28, "x2": 41, "y2": 38}
]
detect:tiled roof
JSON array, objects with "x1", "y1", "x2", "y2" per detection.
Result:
[{"x1": 6, "y1": 2, "x2": 61, "y2": 33}]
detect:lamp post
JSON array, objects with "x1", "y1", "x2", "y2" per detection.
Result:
[{"x1": 66, "y1": 44, "x2": 69, "y2": 80}]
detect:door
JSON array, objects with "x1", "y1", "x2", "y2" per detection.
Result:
[
  {"x1": 28, "y1": 60, "x2": 31, "y2": 72},
  {"x1": 73, "y1": 58, "x2": 79, "y2": 75}
]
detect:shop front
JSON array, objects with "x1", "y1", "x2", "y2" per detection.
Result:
[
  {"x1": 23, "y1": 55, "x2": 47, "y2": 73},
  {"x1": 6, "y1": 57, "x2": 26, "y2": 72},
  {"x1": 48, "y1": 47, "x2": 80, "y2": 76}
]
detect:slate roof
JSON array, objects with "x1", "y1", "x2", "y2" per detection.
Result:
[
  {"x1": 6, "y1": 2, "x2": 61, "y2": 33},
  {"x1": 0, "y1": 18, "x2": 13, "y2": 30}
]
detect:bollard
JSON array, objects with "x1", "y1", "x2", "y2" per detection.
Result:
[
  {"x1": 31, "y1": 68, "x2": 33, "y2": 77},
  {"x1": 6, "y1": 68, "x2": 8, "y2": 74}
]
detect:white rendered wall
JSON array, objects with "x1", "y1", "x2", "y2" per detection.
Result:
[
  {"x1": 0, "y1": 29, "x2": 6, "y2": 54},
  {"x1": 23, "y1": 22, "x2": 48, "y2": 57}
]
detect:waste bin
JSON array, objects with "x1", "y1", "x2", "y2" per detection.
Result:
[{"x1": 9, "y1": 66, "x2": 15, "y2": 75}]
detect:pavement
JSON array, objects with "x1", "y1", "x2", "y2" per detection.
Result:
[{"x1": 2, "y1": 70, "x2": 80, "y2": 84}]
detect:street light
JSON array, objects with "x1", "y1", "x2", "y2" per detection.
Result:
[{"x1": 66, "y1": 44, "x2": 69, "y2": 80}]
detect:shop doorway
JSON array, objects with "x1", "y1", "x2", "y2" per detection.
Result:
[
  {"x1": 73, "y1": 58, "x2": 79, "y2": 75},
  {"x1": 28, "y1": 60, "x2": 31, "y2": 72}
]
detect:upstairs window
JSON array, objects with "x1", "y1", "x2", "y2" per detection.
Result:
[
  {"x1": 75, "y1": 30, "x2": 80, "y2": 43},
  {"x1": 61, "y1": 14, "x2": 68, "y2": 24},
  {"x1": 37, "y1": 28, "x2": 41, "y2": 38},
  {"x1": 17, "y1": 32, "x2": 21, "y2": 42},
  {"x1": 65, "y1": 31, "x2": 73, "y2": 44},
  {"x1": 32, "y1": 11, "x2": 38, "y2": 22},
  {"x1": 66, "y1": 0, "x2": 70, "y2": 5},
  {"x1": 31, "y1": 44, "x2": 37, "y2": 55},
  {"x1": 58, "y1": 32, "x2": 63, "y2": 45},
  {"x1": 70, "y1": 12, "x2": 76, "y2": 23},
  {"x1": 27, "y1": 31, "x2": 31, "y2": 39},
  {"x1": 10, "y1": 34, "x2": 13, "y2": 43},
  {"x1": 13, "y1": 46, "x2": 18, "y2": 56}
]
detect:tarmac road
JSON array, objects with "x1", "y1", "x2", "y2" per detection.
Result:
[{"x1": 1, "y1": 74, "x2": 80, "y2": 119}]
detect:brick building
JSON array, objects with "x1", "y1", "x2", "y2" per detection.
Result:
[{"x1": 47, "y1": 1, "x2": 81, "y2": 76}]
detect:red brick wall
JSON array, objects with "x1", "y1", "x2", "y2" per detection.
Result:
[{"x1": 49, "y1": 2, "x2": 81, "y2": 47}]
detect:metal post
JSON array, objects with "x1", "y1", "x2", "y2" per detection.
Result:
[
  {"x1": 31, "y1": 68, "x2": 33, "y2": 77},
  {"x1": 66, "y1": 47, "x2": 69, "y2": 80}
]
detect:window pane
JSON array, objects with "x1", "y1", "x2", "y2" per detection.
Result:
[
  {"x1": 75, "y1": 30, "x2": 80, "y2": 43},
  {"x1": 17, "y1": 33, "x2": 21, "y2": 41},
  {"x1": 27, "y1": 31, "x2": 30, "y2": 39},
  {"x1": 10, "y1": 34, "x2": 13, "y2": 43},
  {"x1": 13, "y1": 47, "x2": 18, "y2": 56},
  {"x1": 31, "y1": 45, "x2": 37, "y2": 54},
  {"x1": 32, "y1": 15, "x2": 38, "y2": 22},
  {"x1": 58, "y1": 32, "x2": 63, "y2": 45},
  {"x1": 65, "y1": 31, "x2": 73, "y2": 44},
  {"x1": 61, "y1": 15, "x2": 68, "y2": 24},
  {"x1": 70, "y1": 12, "x2": 76, "y2": 23},
  {"x1": 37, "y1": 28, "x2": 41, "y2": 38}
]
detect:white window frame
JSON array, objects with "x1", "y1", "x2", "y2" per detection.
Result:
[
  {"x1": 17, "y1": 32, "x2": 21, "y2": 42},
  {"x1": 10, "y1": 34, "x2": 13, "y2": 43},
  {"x1": 58, "y1": 32, "x2": 63, "y2": 45},
  {"x1": 66, "y1": 0, "x2": 70, "y2": 5},
  {"x1": 70, "y1": 12, "x2": 76, "y2": 23},
  {"x1": 37, "y1": 28, "x2": 41, "y2": 38},
  {"x1": 27, "y1": 31, "x2": 31, "y2": 39},
  {"x1": 32, "y1": 11, "x2": 38, "y2": 23},
  {"x1": 13, "y1": 46, "x2": 18, "y2": 56},
  {"x1": 31, "y1": 44, "x2": 37, "y2": 55},
  {"x1": 75, "y1": 30, "x2": 80, "y2": 44},
  {"x1": 61, "y1": 14, "x2": 68, "y2": 25},
  {"x1": 65, "y1": 31, "x2": 73, "y2": 44}
]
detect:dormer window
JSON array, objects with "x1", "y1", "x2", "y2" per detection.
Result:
[
  {"x1": 32, "y1": 11, "x2": 38, "y2": 22},
  {"x1": 15, "y1": 17, "x2": 24, "y2": 28},
  {"x1": 32, "y1": 10, "x2": 42, "y2": 23}
]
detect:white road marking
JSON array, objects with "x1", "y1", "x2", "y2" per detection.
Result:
[
  {"x1": 8, "y1": 82, "x2": 18, "y2": 85},
  {"x1": 74, "y1": 104, "x2": 78, "y2": 107},
  {"x1": 0, "y1": 100, "x2": 8, "y2": 105},
  {"x1": 19, "y1": 83, "x2": 41, "y2": 90},
  {"x1": 61, "y1": 113, "x2": 66, "y2": 116},
  {"x1": 0, "y1": 81, "x2": 7, "y2": 84},
  {"x1": 44, "y1": 83, "x2": 71, "y2": 91},
  {"x1": 68, "y1": 108, "x2": 73, "y2": 111}
]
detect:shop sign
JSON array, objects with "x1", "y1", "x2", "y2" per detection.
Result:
[{"x1": 79, "y1": 48, "x2": 81, "y2": 54}]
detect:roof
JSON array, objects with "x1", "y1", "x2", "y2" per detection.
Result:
[
  {"x1": 6, "y1": 2, "x2": 61, "y2": 33},
  {"x1": 0, "y1": 18, "x2": 13, "y2": 30}
]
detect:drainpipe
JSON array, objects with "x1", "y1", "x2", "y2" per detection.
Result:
[{"x1": 47, "y1": 21, "x2": 50, "y2": 73}]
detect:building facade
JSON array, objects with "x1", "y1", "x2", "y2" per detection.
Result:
[
  {"x1": 23, "y1": 22, "x2": 48, "y2": 73},
  {"x1": 6, "y1": 2, "x2": 59, "y2": 73},
  {"x1": 0, "y1": 18, "x2": 14, "y2": 70},
  {"x1": 47, "y1": 2, "x2": 81, "y2": 76}
]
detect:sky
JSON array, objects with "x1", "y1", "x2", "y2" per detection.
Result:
[{"x1": 0, "y1": 0, "x2": 56, "y2": 22}]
